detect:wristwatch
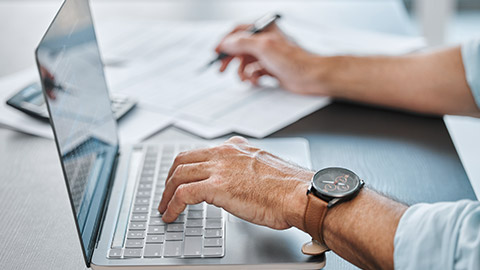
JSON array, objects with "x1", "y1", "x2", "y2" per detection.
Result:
[{"x1": 302, "y1": 167, "x2": 364, "y2": 255}]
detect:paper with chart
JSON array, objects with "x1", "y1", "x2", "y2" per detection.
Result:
[
  {"x1": 100, "y1": 22, "x2": 327, "y2": 138},
  {"x1": 99, "y1": 19, "x2": 425, "y2": 139}
]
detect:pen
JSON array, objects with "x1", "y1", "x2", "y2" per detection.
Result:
[{"x1": 204, "y1": 13, "x2": 282, "y2": 69}]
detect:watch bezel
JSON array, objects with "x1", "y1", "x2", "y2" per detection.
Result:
[{"x1": 310, "y1": 167, "x2": 364, "y2": 200}]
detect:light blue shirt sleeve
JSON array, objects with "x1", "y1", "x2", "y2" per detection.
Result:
[
  {"x1": 462, "y1": 39, "x2": 480, "y2": 109},
  {"x1": 394, "y1": 200, "x2": 480, "y2": 269}
]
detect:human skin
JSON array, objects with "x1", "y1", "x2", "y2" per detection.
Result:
[
  {"x1": 158, "y1": 136, "x2": 406, "y2": 270},
  {"x1": 158, "y1": 24, "x2": 479, "y2": 269},
  {"x1": 215, "y1": 24, "x2": 479, "y2": 117}
]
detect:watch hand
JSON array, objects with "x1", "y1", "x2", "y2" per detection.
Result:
[{"x1": 322, "y1": 181, "x2": 334, "y2": 184}]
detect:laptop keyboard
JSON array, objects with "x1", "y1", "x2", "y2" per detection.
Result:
[{"x1": 108, "y1": 144, "x2": 225, "y2": 259}]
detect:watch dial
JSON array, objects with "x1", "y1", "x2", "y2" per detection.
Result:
[{"x1": 313, "y1": 168, "x2": 361, "y2": 198}]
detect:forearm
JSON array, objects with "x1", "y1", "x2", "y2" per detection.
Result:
[
  {"x1": 322, "y1": 189, "x2": 407, "y2": 270},
  {"x1": 289, "y1": 186, "x2": 407, "y2": 270},
  {"x1": 316, "y1": 47, "x2": 480, "y2": 117}
]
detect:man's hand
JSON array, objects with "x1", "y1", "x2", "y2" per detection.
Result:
[
  {"x1": 158, "y1": 136, "x2": 313, "y2": 231},
  {"x1": 215, "y1": 24, "x2": 329, "y2": 95},
  {"x1": 217, "y1": 25, "x2": 480, "y2": 117}
]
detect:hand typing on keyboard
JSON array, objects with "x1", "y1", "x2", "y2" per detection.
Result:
[{"x1": 158, "y1": 136, "x2": 314, "y2": 231}]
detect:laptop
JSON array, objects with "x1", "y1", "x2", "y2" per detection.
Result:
[{"x1": 35, "y1": 0, "x2": 325, "y2": 268}]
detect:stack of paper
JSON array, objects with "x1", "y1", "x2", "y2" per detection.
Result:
[{"x1": 98, "y1": 19, "x2": 425, "y2": 139}]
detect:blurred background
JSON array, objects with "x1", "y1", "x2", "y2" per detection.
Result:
[{"x1": 0, "y1": 0, "x2": 479, "y2": 77}]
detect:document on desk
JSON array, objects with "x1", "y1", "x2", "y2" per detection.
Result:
[
  {"x1": 99, "y1": 19, "x2": 425, "y2": 139},
  {"x1": 0, "y1": 19, "x2": 426, "y2": 140}
]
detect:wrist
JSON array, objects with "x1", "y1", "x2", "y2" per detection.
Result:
[
  {"x1": 309, "y1": 55, "x2": 352, "y2": 98},
  {"x1": 285, "y1": 180, "x2": 310, "y2": 232}
]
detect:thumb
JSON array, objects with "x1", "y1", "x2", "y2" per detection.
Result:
[{"x1": 217, "y1": 32, "x2": 263, "y2": 57}]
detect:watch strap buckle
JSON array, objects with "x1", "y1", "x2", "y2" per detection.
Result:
[{"x1": 301, "y1": 239, "x2": 330, "y2": 255}]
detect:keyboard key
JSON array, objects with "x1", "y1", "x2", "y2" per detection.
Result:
[
  {"x1": 167, "y1": 223, "x2": 185, "y2": 232},
  {"x1": 124, "y1": 248, "x2": 142, "y2": 258},
  {"x1": 185, "y1": 228, "x2": 203, "y2": 236},
  {"x1": 132, "y1": 206, "x2": 149, "y2": 214},
  {"x1": 204, "y1": 238, "x2": 223, "y2": 247},
  {"x1": 187, "y1": 211, "x2": 204, "y2": 219},
  {"x1": 136, "y1": 190, "x2": 151, "y2": 198},
  {"x1": 188, "y1": 203, "x2": 205, "y2": 211},
  {"x1": 205, "y1": 219, "x2": 222, "y2": 229},
  {"x1": 203, "y1": 247, "x2": 223, "y2": 257},
  {"x1": 165, "y1": 232, "x2": 184, "y2": 241},
  {"x1": 164, "y1": 241, "x2": 182, "y2": 257},
  {"x1": 140, "y1": 180, "x2": 154, "y2": 186},
  {"x1": 140, "y1": 176, "x2": 154, "y2": 183},
  {"x1": 184, "y1": 237, "x2": 202, "y2": 257},
  {"x1": 150, "y1": 211, "x2": 162, "y2": 218},
  {"x1": 142, "y1": 169, "x2": 155, "y2": 176},
  {"x1": 125, "y1": 239, "x2": 144, "y2": 248},
  {"x1": 206, "y1": 205, "x2": 222, "y2": 219},
  {"x1": 108, "y1": 249, "x2": 122, "y2": 258},
  {"x1": 131, "y1": 214, "x2": 148, "y2": 222},
  {"x1": 149, "y1": 217, "x2": 165, "y2": 226},
  {"x1": 135, "y1": 198, "x2": 150, "y2": 205},
  {"x1": 172, "y1": 215, "x2": 186, "y2": 224},
  {"x1": 138, "y1": 183, "x2": 152, "y2": 190},
  {"x1": 127, "y1": 231, "x2": 145, "y2": 239},
  {"x1": 152, "y1": 200, "x2": 161, "y2": 207},
  {"x1": 129, "y1": 222, "x2": 147, "y2": 231},
  {"x1": 205, "y1": 229, "x2": 223, "y2": 238},
  {"x1": 186, "y1": 219, "x2": 203, "y2": 228},
  {"x1": 144, "y1": 244, "x2": 163, "y2": 258},
  {"x1": 147, "y1": 225, "x2": 165, "y2": 235},
  {"x1": 146, "y1": 235, "x2": 164, "y2": 244},
  {"x1": 159, "y1": 165, "x2": 170, "y2": 173}
]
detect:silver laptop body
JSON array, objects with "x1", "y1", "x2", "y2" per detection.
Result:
[{"x1": 35, "y1": 0, "x2": 325, "y2": 268}]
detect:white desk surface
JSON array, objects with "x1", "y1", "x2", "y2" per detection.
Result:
[{"x1": 0, "y1": 1, "x2": 478, "y2": 270}]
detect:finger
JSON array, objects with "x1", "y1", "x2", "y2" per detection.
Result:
[
  {"x1": 217, "y1": 32, "x2": 263, "y2": 57},
  {"x1": 215, "y1": 24, "x2": 252, "y2": 53},
  {"x1": 162, "y1": 181, "x2": 212, "y2": 223},
  {"x1": 225, "y1": 135, "x2": 249, "y2": 145},
  {"x1": 242, "y1": 62, "x2": 264, "y2": 81},
  {"x1": 219, "y1": 56, "x2": 234, "y2": 72},
  {"x1": 229, "y1": 24, "x2": 252, "y2": 34},
  {"x1": 158, "y1": 162, "x2": 211, "y2": 213},
  {"x1": 249, "y1": 70, "x2": 268, "y2": 86},
  {"x1": 237, "y1": 56, "x2": 247, "y2": 81},
  {"x1": 166, "y1": 148, "x2": 212, "y2": 181},
  {"x1": 237, "y1": 56, "x2": 257, "y2": 81},
  {"x1": 247, "y1": 66, "x2": 271, "y2": 86}
]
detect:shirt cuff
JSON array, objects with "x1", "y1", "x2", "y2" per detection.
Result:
[
  {"x1": 462, "y1": 39, "x2": 480, "y2": 110},
  {"x1": 393, "y1": 201, "x2": 472, "y2": 269}
]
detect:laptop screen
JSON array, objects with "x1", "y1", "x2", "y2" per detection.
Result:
[{"x1": 35, "y1": 0, "x2": 119, "y2": 265}]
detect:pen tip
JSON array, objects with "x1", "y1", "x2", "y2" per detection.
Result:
[{"x1": 197, "y1": 64, "x2": 210, "y2": 74}]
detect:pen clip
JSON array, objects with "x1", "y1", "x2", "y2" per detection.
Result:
[{"x1": 250, "y1": 13, "x2": 282, "y2": 33}]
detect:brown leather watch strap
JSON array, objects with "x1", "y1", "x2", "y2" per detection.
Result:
[{"x1": 303, "y1": 192, "x2": 329, "y2": 247}]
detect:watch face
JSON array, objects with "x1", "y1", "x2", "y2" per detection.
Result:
[{"x1": 312, "y1": 167, "x2": 361, "y2": 198}]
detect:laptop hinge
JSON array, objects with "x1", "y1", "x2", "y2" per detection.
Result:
[{"x1": 91, "y1": 150, "x2": 121, "y2": 258}]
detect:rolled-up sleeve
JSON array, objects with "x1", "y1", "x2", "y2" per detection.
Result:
[
  {"x1": 462, "y1": 39, "x2": 480, "y2": 109},
  {"x1": 394, "y1": 200, "x2": 480, "y2": 269}
]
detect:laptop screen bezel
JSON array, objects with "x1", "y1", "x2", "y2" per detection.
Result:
[{"x1": 34, "y1": 0, "x2": 120, "y2": 266}]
